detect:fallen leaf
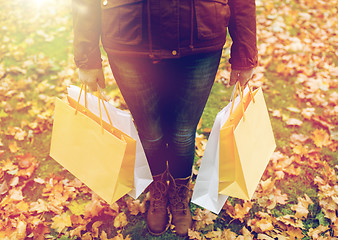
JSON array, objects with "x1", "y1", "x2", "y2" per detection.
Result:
[
  {"x1": 0, "y1": 181, "x2": 9, "y2": 195},
  {"x1": 193, "y1": 208, "x2": 217, "y2": 230},
  {"x1": 114, "y1": 212, "x2": 128, "y2": 229},
  {"x1": 126, "y1": 198, "x2": 145, "y2": 216},
  {"x1": 16, "y1": 153, "x2": 35, "y2": 169},
  {"x1": 228, "y1": 201, "x2": 253, "y2": 222},
  {"x1": 51, "y1": 212, "x2": 72, "y2": 232},
  {"x1": 256, "y1": 233, "x2": 274, "y2": 240},
  {"x1": 68, "y1": 199, "x2": 89, "y2": 216},
  {"x1": 16, "y1": 200, "x2": 29, "y2": 212},
  {"x1": 188, "y1": 228, "x2": 202, "y2": 240},
  {"x1": 8, "y1": 141, "x2": 19, "y2": 153},
  {"x1": 30, "y1": 199, "x2": 49, "y2": 213},
  {"x1": 1, "y1": 158, "x2": 18, "y2": 172},
  {"x1": 311, "y1": 128, "x2": 332, "y2": 148},
  {"x1": 291, "y1": 194, "x2": 313, "y2": 219},
  {"x1": 100, "y1": 230, "x2": 114, "y2": 240},
  {"x1": 9, "y1": 188, "x2": 24, "y2": 201},
  {"x1": 112, "y1": 233, "x2": 131, "y2": 240},
  {"x1": 286, "y1": 118, "x2": 303, "y2": 126},
  {"x1": 84, "y1": 194, "x2": 104, "y2": 218},
  {"x1": 221, "y1": 228, "x2": 238, "y2": 240},
  {"x1": 290, "y1": 133, "x2": 309, "y2": 145},
  {"x1": 31, "y1": 223, "x2": 50, "y2": 240},
  {"x1": 307, "y1": 225, "x2": 329, "y2": 239},
  {"x1": 91, "y1": 221, "x2": 103, "y2": 238},
  {"x1": 286, "y1": 226, "x2": 304, "y2": 239},
  {"x1": 204, "y1": 229, "x2": 223, "y2": 239},
  {"x1": 10, "y1": 220, "x2": 27, "y2": 240}
]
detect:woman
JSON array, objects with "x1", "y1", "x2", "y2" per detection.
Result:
[{"x1": 72, "y1": 0, "x2": 257, "y2": 236}]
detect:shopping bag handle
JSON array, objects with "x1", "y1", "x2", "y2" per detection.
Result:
[
  {"x1": 229, "y1": 81, "x2": 255, "y2": 122},
  {"x1": 75, "y1": 84, "x2": 114, "y2": 134}
]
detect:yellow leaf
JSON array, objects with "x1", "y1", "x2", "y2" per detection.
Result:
[
  {"x1": 311, "y1": 129, "x2": 331, "y2": 148},
  {"x1": 51, "y1": 212, "x2": 72, "y2": 232},
  {"x1": 112, "y1": 233, "x2": 131, "y2": 240},
  {"x1": 114, "y1": 212, "x2": 128, "y2": 229},
  {"x1": 68, "y1": 199, "x2": 89, "y2": 216},
  {"x1": 1, "y1": 158, "x2": 17, "y2": 172},
  {"x1": 9, "y1": 141, "x2": 19, "y2": 153},
  {"x1": 100, "y1": 230, "x2": 112, "y2": 240},
  {"x1": 16, "y1": 201, "x2": 29, "y2": 212},
  {"x1": 204, "y1": 229, "x2": 223, "y2": 239}
]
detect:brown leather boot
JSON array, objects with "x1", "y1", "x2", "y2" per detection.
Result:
[
  {"x1": 168, "y1": 174, "x2": 192, "y2": 236},
  {"x1": 146, "y1": 171, "x2": 170, "y2": 235}
]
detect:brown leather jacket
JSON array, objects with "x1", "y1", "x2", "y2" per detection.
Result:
[{"x1": 73, "y1": 0, "x2": 257, "y2": 70}]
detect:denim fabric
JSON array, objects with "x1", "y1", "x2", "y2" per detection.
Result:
[{"x1": 108, "y1": 51, "x2": 222, "y2": 178}]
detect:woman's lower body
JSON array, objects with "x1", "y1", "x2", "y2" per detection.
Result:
[{"x1": 108, "y1": 50, "x2": 222, "y2": 235}]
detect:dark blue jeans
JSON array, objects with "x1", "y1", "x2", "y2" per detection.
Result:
[{"x1": 108, "y1": 51, "x2": 222, "y2": 178}]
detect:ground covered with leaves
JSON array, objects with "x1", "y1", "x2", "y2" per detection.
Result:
[{"x1": 0, "y1": 0, "x2": 337, "y2": 239}]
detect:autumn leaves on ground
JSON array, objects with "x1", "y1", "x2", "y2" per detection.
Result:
[{"x1": 0, "y1": 0, "x2": 337, "y2": 239}]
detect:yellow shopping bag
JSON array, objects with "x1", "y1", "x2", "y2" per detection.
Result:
[
  {"x1": 219, "y1": 83, "x2": 276, "y2": 200},
  {"x1": 50, "y1": 86, "x2": 136, "y2": 204}
]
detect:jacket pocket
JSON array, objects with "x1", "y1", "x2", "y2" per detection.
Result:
[
  {"x1": 195, "y1": 0, "x2": 230, "y2": 39},
  {"x1": 101, "y1": 0, "x2": 144, "y2": 45}
]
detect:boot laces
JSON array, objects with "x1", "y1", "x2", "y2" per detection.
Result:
[
  {"x1": 169, "y1": 185, "x2": 189, "y2": 214},
  {"x1": 150, "y1": 181, "x2": 167, "y2": 211}
]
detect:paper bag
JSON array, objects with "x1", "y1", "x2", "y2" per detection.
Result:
[
  {"x1": 67, "y1": 85, "x2": 152, "y2": 199},
  {"x1": 219, "y1": 87, "x2": 276, "y2": 200},
  {"x1": 50, "y1": 94, "x2": 137, "y2": 204},
  {"x1": 191, "y1": 86, "x2": 250, "y2": 214},
  {"x1": 192, "y1": 83, "x2": 276, "y2": 213}
]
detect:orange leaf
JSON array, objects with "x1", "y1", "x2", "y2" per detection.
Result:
[
  {"x1": 126, "y1": 198, "x2": 145, "y2": 216},
  {"x1": 291, "y1": 194, "x2": 313, "y2": 219},
  {"x1": 84, "y1": 194, "x2": 104, "y2": 218},
  {"x1": 286, "y1": 226, "x2": 304, "y2": 239},
  {"x1": 311, "y1": 129, "x2": 331, "y2": 148},
  {"x1": 307, "y1": 225, "x2": 329, "y2": 239},
  {"x1": 30, "y1": 199, "x2": 49, "y2": 213},
  {"x1": 188, "y1": 228, "x2": 202, "y2": 240},
  {"x1": 91, "y1": 221, "x2": 103, "y2": 238},
  {"x1": 193, "y1": 208, "x2": 217, "y2": 229}
]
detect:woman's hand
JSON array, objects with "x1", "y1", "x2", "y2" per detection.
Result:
[
  {"x1": 229, "y1": 68, "x2": 254, "y2": 87},
  {"x1": 78, "y1": 68, "x2": 106, "y2": 91}
]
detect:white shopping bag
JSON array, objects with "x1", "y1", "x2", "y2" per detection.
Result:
[
  {"x1": 67, "y1": 85, "x2": 153, "y2": 199},
  {"x1": 191, "y1": 84, "x2": 249, "y2": 214}
]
